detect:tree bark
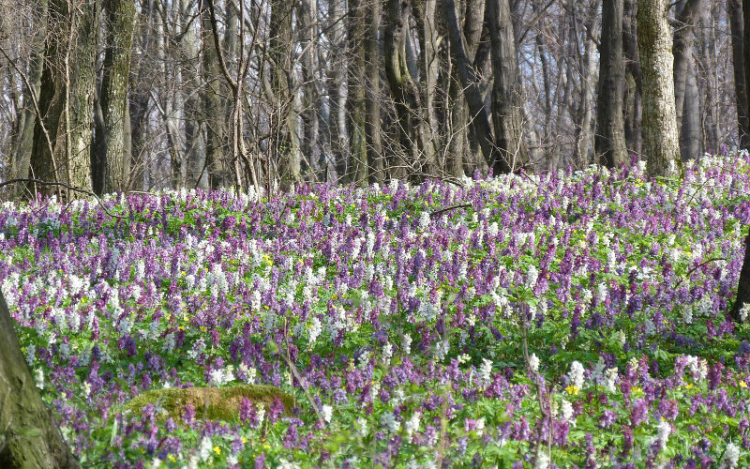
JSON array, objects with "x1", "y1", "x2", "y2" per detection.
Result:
[
  {"x1": 365, "y1": 0, "x2": 384, "y2": 183},
  {"x1": 200, "y1": 0, "x2": 228, "y2": 189},
  {"x1": 441, "y1": 0, "x2": 498, "y2": 172},
  {"x1": 624, "y1": 0, "x2": 644, "y2": 157},
  {"x1": 329, "y1": 0, "x2": 349, "y2": 182},
  {"x1": 680, "y1": 55, "x2": 702, "y2": 160},
  {"x1": 348, "y1": 0, "x2": 369, "y2": 185},
  {"x1": 729, "y1": 0, "x2": 750, "y2": 150},
  {"x1": 486, "y1": 0, "x2": 527, "y2": 174},
  {"x1": 99, "y1": 0, "x2": 137, "y2": 193},
  {"x1": 10, "y1": 0, "x2": 47, "y2": 188},
  {"x1": 30, "y1": 0, "x2": 99, "y2": 194},
  {"x1": 731, "y1": 231, "x2": 750, "y2": 322},
  {"x1": 672, "y1": 0, "x2": 703, "y2": 160},
  {"x1": 596, "y1": 0, "x2": 628, "y2": 168},
  {"x1": 0, "y1": 292, "x2": 82, "y2": 469},
  {"x1": 637, "y1": 0, "x2": 681, "y2": 178},
  {"x1": 269, "y1": 0, "x2": 302, "y2": 185},
  {"x1": 384, "y1": 0, "x2": 421, "y2": 180}
]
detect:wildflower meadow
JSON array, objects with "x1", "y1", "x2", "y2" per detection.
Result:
[{"x1": 1, "y1": 154, "x2": 749, "y2": 468}]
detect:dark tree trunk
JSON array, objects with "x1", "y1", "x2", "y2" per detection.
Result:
[
  {"x1": 729, "y1": 0, "x2": 750, "y2": 150},
  {"x1": 99, "y1": 0, "x2": 137, "y2": 193},
  {"x1": 384, "y1": 0, "x2": 421, "y2": 179},
  {"x1": 365, "y1": 0, "x2": 384, "y2": 183},
  {"x1": 441, "y1": 0, "x2": 498, "y2": 172},
  {"x1": 487, "y1": 0, "x2": 527, "y2": 173},
  {"x1": 0, "y1": 292, "x2": 82, "y2": 469},
  {"x1": 731, "y1": 231, "x2": 750, "y2": 322},
  {"x1": 30, "y1": 0, "x2": 99, "y2": 194},
  {"x1": 624, "y1": 0, "x2": 643, "y2": 157},
  {"x1": 596, "y1": 0, "x2": 628, "y2": 168},
  {"x1": 672, "y1": 0, "x2": 703, "y2": 158}
]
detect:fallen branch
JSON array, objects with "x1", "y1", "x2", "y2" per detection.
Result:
[
  {"x1": 430, "y1": 203, "x2": 472, "y2": 218},
  {"x1": 0, "y1": 178, "x2": 124, "y2": 219}
]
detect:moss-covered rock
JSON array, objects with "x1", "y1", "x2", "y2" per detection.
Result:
[{"x1": 122, "y1": 384, "x2": 295, "y2": 423}]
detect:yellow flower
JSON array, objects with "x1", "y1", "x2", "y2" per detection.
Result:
[
  {"x1": 565, "y1": 385, "x2": 580, "y2": 396},
  {"x1": 213, "y1": 446, "x2": 221, "y2": 455},
  {"x1": 740, "y1": 381, "x2": 747, "y2": 389},
  {"x1": 632, "y1": 386, "x2": 644, "y2": 396},
  {"x1": 241, "y1": 438, "x2": 247, "y2": 444},
  {"x1": 685, "y1": 383, "x2": 693, "y2": 390},
  {"x1": 200, "y1": 326, "x2": 207, "y2": 332},
  {"x1": 263, "y1": 444, "x2": 270, "y2": 450},
  {"x1": 168, "y1": 454, "x2": 177, "y2": 463}
]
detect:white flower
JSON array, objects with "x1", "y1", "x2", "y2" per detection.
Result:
[
  {"x1": 561, "y1": 399, "x2": 575, "y2": 426},
  {"x1": 479, "y1": 358, "x2": 493, "y2": 385},
  {"x1": 656, "y1": 420, "x2": 671, "y2": 450},
  {"x1": 321, "y1": 405, "x2": 333, "y2": 424},
  {"x1": 381, "y1": 412, "x2": 400, "y2": 433},
  {"x1": 308, "y1": 317, "x2": 322, "y2": 348},
  {"x1": 525, "y1": 265, "x2": 538, "y2": 288},
  {"x1": 34, "y1": 368, "x2": 44, "y2": 389},
  {"x1": 723, "y1": 442, "x2": 740, "y2": 468},
  {"x1": 382, "y1": 343, "x2": 393, "y2": 364},
  {"x1": 356, "y1": 417, "x2": 369, "y2": 437},
  {"x1": 528, "y1": 353, "x2": 540, "y2": 375},
  {"x1": 568, "y1": 361, "x2": 585, "y2": 389},
  {"x1": 405, "y1": 412, "x2": 421, "y2": 437},
  {"x1": 199, "y1": 436, "x2": 212, "y2": 462},
  {"x1": 535, "y1": 452, "x2": 550, "y2": 469},
  {"x1": 605, "y1": 368, "x2": 618, "y2": 393},
  {"x1": 740, "y1": 303, "x2": 750, "y2": 323}
]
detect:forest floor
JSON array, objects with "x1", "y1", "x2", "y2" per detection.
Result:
[{"x1": 1, "y1": 154, "x2": 749, "y2": 468}]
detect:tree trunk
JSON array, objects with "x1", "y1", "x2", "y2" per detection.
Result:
[
  {"x1": 0, "y1": 292, "x2": 82, "y2": 469},
  {"x1": 329, "y1": 0, "x2": 349, "y2": 182},
  {"x1": 30, "y1": 0, "x2": 99, "y2": 194},
  {"x1": 348, "y1": 0, "x2": 369, "y2": 185},
  {"x1": 680, "y1": 55, "x2": 702, "y2": 160},
  {"x1": 270, "y1": 0, "x2": 302, "y2": 185},
  {"x1": 300, "y1": 0, "x2": 320, "y2": 180},
  {"x1": 731, "y1": 231, "x2": 750, "y2": 322},
  {"x1": 11, "y1": 0, "x2": 47, "y2": 188},
  {"x1": 414, "y1": 0, "x2": 439, "y2": 175},
  {"x1": 672, "y1": 0, "x2": 703, "y2": 159},
  {"x1": 180, "y1": 0, "x2": 207, "y2": 191},
  {"x1": 99, "y1": 0, "x2": 137, "y2": 193},
  {"x1": 624, "y1": 0, "x2": 643, "y2": 157},
  {"x1": 200, "y1": 0, "x2": 228, "y2": 189},
  {"x1": 596, "y1": 0, "x2": 628, "y2": 168},
  {"x1": 486, "y1": 0, "x2": 527, "y2": 174},
  {"x1": 384, "y1": 0, "x2": 420, "y2": 180},
  {"x1": 637, "y1": 0, "x2": 681, "y2": 178},
  {"x1": 729, "y1": 0, "x2": 750, "y2": 150},
  {"x1": 441, "y1": 0, "x2": 498, "y2": 172},
  {"x1": 575, "y1": 2, "x2": 599, "y2": 168},
  {"x1": 365, "y1": 0, "x2": 384, "y2": 183}
]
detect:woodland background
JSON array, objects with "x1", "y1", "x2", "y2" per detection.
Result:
[{"x1": 0, "y1": 0, "x2": 744, "y2": 194}]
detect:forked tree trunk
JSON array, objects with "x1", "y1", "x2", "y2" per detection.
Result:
[
  {"x1": 0, "y1": 292, "x2": 81, "y2": 469},
  {"x1": 638, "y1": 0, "x2": 681, "y2": 178}
]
